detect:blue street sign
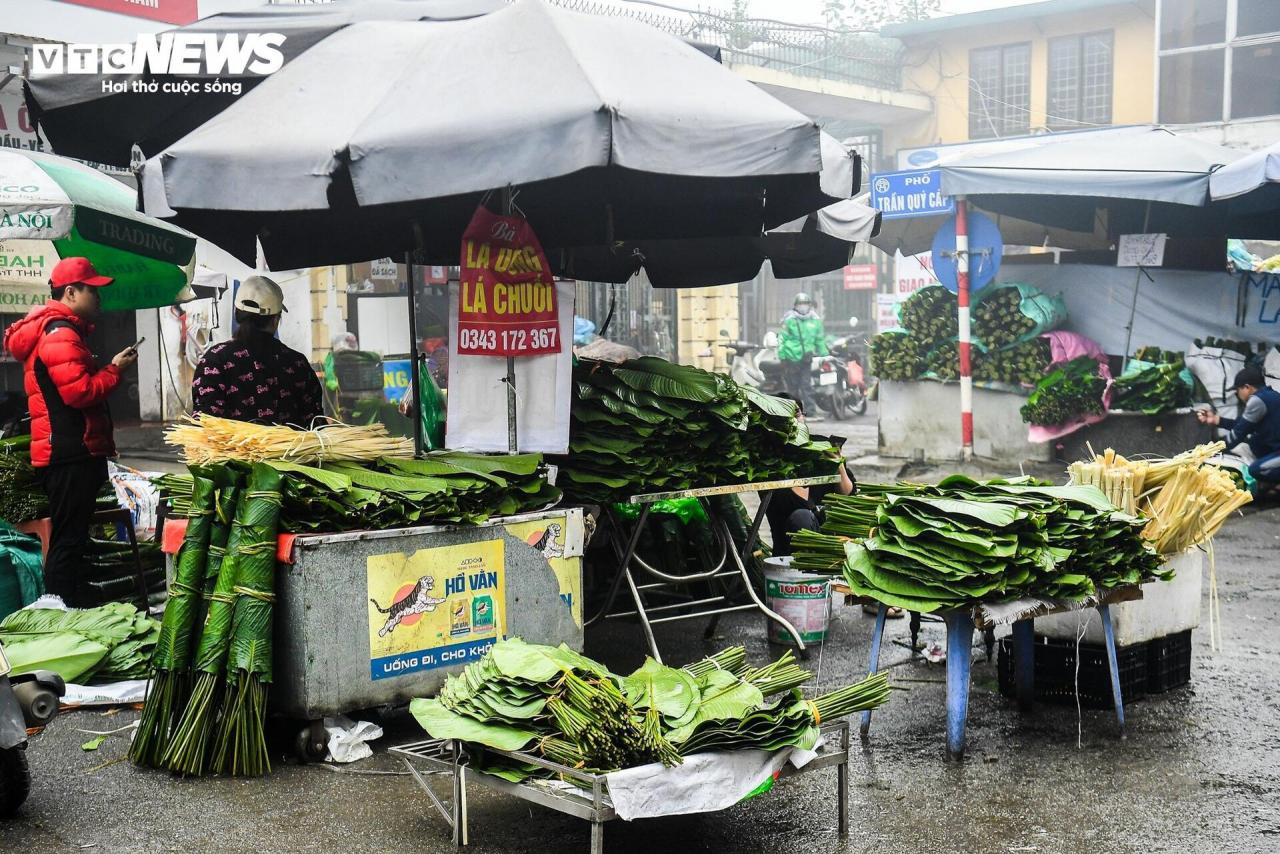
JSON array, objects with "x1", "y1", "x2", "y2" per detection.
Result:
[
  {"x1": 869, "y1": 169, "x2": 954, "y2": 220},
  {"x1": 930, "y1": 211, "x2": 1004, "y2": 294}
]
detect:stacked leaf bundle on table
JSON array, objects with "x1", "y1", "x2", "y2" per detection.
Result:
[
  {"x1": 972, "y1": 285, "x2": 1038, "y2": 347},
  {"x1": 1020, "y1": 356, "x2": 1107, "y2": 426},
  {"x1": 0, "y1": 602, "x2": 159, "y2": 683},
  {"x1": 411, "y1": 638, "x2": 890, "y2": 783},
  {"x1": 1111, "y1": 348, "x2": 1194, "y2": 414},
  {"x1": 868, "y1": 332, "x2": 922, "y2": 381},
  {"x1": 791, "y1": 477, "x2": 1163, "y2": 612},
  {"x1": 156, "y1": 454, "x2": 560, "y2": 534},
  {"x1": 897, "y1": 286, "x2": 958, "y2": 352},
  {"x1": 553, "y1": 357, "x2": 841, "y2": 504}
]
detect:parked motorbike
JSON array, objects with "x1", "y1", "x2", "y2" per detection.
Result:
[
  {"x1": 720, "y1": 331, "x2": 786, "y2": 396},
  {"x1": 0, "y1": 639, "x2": 64, "y2": 818},
  {"x1": 826, "y1": 317, "x2": 869, "y2": 418}
]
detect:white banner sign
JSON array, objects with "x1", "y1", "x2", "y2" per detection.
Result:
[{"x1": 894, "y1": 250, "x2": 936, "y2": 296}]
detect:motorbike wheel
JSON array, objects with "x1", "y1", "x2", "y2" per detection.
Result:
[
  {"x1": 851, "y1": 388, "x2": 868, "y2": 416},
  {"x1": 0, "y1": 746, "x2": 31, "y2": 818},
  {"x1": 830, "y1": 382, "x2": 851, "y2": 421}
]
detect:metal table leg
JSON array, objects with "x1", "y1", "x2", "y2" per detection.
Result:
[
  {"x1": 718, "y1": 513, "x2": 808, "y2": 656},
  {"x1": 704, "y1": 492, "x2": 772, "y2": 640},
  {"x1": 1012, "y1": 618, "x2": 1036, "y2": 712},
  {"x1": 837, "y1": 722, "x2": 850, "y2": 837},
  {"x1": 945, "y1": 612, "x2": 975, "y2": 760},
  {"x1": 860, "y1": 603, "x2": 888, "y2": 738},
  {"x1": 586, "y1": 507, "x2": 650, "y2": 628},
  {"x1": 1099, "y1": 604, "x2": 1126, "y2": 738}
]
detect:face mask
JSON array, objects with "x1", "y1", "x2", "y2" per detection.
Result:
[{"x1": 795, "y1": 304, "x2": 812, "y2": 316}]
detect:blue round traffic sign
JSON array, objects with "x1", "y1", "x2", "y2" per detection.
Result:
[{"x1": 931, "y1": 211, "x2": 1003, "y2": 294}]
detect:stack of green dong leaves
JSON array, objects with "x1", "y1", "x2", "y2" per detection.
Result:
[
  {"x1": 868, "y1": 332, "x2": 922, "y2": 381},
  {"x1": 791, "y1": 476, "x2": 1165, "y2": 613},
  {"x1": 156, "y1": 453, "x2": 560, "y2": 533},
  {"x1": 897, "y1": 286, "x2": 958, "y2": 351},
  {"x1": 1112, "y1": 348, "x2": 1194, "y2": 414},
  {"x1": 553, "y1": 357, "x2": 841, "y2": 504},
  {"x1": 1020, "y1": 356, "x2": 1107, "y2": 426},
  {"x1": 410, "y1": 638, "x2": 890, "y2": 783}
]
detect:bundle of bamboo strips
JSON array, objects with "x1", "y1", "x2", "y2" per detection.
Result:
[
  {"x1": 166, "y1": 415, "x2": 414, "y2": 465},
  {"x1": 1067, "y1": 442, "x2": 1249, "y2": 555}
]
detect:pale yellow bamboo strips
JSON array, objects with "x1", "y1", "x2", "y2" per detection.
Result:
[{"x1": 165, "y1": 414, "x2": 414, "y2": 465}]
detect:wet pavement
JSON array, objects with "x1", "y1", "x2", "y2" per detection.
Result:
[{"x1": 7, "y1": 453, "x2": 1280, "y2": 852}]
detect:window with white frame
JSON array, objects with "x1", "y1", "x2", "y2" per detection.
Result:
[
  {"x1": 1158, "y1": 0, "x2": 1280, "y2": 124},
  {"x1": 1047, "y1": 31, "x2": 1114, "y2": 129},
  {"x1": 969, "y1": 43, "x2": 1032, "y2": 139}
]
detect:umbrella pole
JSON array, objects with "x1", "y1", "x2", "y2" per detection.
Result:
[
  {"x1": 502, "y1": 188, "x2": 518, "y2": 454},
  {"x1": 955, "y1": 197, "x2": 974, "y2": 462},
  {"x1": 406, "y1": 252, "x2": 423, "y2": 456},
  {"x1": 1121, "y1": 202, "x2": 1153, "y2": 372}
]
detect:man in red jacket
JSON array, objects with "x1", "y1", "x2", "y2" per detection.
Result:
[{"x1": 3, "y1": 257, "x2": 138, "y2": 605}]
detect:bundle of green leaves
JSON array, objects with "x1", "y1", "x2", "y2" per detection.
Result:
[
  {"x1": 0, "y1": 602, "x2": 159, "y2": 683},
  {"x1": 0, "y1": 436, "x2": 47, "y2": 524},
  {"x1": 1020, "y1": 357, "x2": 1107, "y2": 426},
  {"x1": 794, "y1": 476, "x2": 1164, "y2": 612},
  {"x1": 410, "y1": 639, "x2": 889, "y2": 783},
  {"x1": 554, "y1": 357, "x2": 841, "y2": 504},
  {"x1": 1112, "y1": 350, "x2": 1193, "y2": 415},
  {"x1": 975, "y1": 338, "x2": 1052, "y2": 386},
  {"x1": 972, "y1": 286, "x2": 1037, "y2": 348},
  {"x1": 897, "y1": 286, "x2": 958, "y2": 352},
  {"x1": 868, "y1": 332, "x2": 923, "y2": 381}
]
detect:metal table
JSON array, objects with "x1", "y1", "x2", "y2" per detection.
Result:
[
  {"x1": 391, "y1": 719, "x2": 852, "y2": 853},
  {"x1": 586, "y1": 476, "x2": 840, "y2": 662},
  {"x1": 839, "y1": 584, "x2": 1144, "y2": 760}
]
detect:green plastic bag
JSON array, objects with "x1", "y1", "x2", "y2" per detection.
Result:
[
  {"x1": 418, "y1": 362, "x2": 446, "y2": 451},
  {"x1": 0, "y1": 523, "x2": 43, "y2": 621},
  {"x1": 612, "y1": 498, "x2": 709, "y2": 526}
]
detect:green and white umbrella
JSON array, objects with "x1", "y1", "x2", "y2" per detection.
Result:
[{"x1": 0, "y1": 149, "x2": 196, "y2": 314}]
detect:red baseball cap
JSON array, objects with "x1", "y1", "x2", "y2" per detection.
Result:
[{"x1": 50, "y1": 257, "x2": 113, "y2": 288}]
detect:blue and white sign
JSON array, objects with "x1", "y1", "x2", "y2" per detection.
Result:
[
  {"x1": 382, "y1": 358, "x2": 413, "y2": 403},
  {"x1": 930, "y1": 212, "x2": 1004, "y2": 294},
  {"x1": 869, "y1": 169, "x2": 955, "y2": 220}
]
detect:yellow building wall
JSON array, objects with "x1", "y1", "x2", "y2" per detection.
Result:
[
  {"x1": 677, "y1": 285, "x2": 739, "y2": 373},
  {"x1": 894, "y1": 1, "x2": 1156, "y2": 150}
]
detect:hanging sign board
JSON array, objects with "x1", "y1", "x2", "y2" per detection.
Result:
[
  {"x1": 457, "y1": 206, "x2": 561, "y2": 357},
  {"x1": 1117, "y1": 233, "x2": 1168, "y2": 268},
  {"x1": 869, "y1": 169, "x2": 954, "y2": 220},
  {"x1": 842, "y1": 264, "x2": 877, "y2": 291}
]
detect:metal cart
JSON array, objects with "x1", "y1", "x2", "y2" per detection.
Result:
[
  {"x1": 587, "y1": 476, "x2": 840, "y2": 662},
  {"x1": 391, "y1": 719, "x2": 853, "y2": 853}
]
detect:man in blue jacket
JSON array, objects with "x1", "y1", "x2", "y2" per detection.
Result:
[{"x1": 1198, "y1": 366, "x2": 1280, "y2": 496}]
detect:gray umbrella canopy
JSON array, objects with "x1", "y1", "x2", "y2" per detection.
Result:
[
  {"x1": 140, "y1": 0, "x2": 854, "y2": 270},
  {"x1": 871, "y1": 126, "x2": 1246, "y2": 254},
  {"x1": 25, "y1": 0, "x2": 508, "y2": 167},
  {"x1": 563, "y1": 198, "x2": 882, "y2": 287},
  {"x1": 1208, "y1": 141, "x2": 1280, "y2": 240},
  {"x1": 26, "y1": 0, "x2": 721, "y2": 170}
]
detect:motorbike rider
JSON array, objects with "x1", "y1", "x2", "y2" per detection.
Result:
[{"x1": 777, "y1": 293, "x2": 826, "y2": 420}]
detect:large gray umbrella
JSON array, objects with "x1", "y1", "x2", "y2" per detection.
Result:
[
  {"x1": 1208, "y1": 141, "x2": 1280, "y2": 240},
  {"x1": 140, "y1": 0, "x2": 854, "y2": 270},
  {"x1": 25, "y1": 0, "x2": 720, "y2": 170}
]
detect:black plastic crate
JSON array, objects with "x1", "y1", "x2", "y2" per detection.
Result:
[
  {"x1": 997, "y1": 634, "x2": 1148, "y2": 709},
  {"x1": 1146, "y1": 629, "x2": 1193, "y2": 693}
]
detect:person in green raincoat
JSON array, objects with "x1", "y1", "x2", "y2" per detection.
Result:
[{"x1": 776, "y1": 292, "x2": 826, "y2": 419}]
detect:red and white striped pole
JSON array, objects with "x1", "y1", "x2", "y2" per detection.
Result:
[{"x1": 955, "y1": 197, "x2": 974, "y2": 461}]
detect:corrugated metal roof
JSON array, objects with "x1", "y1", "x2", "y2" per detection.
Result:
[{"x1": 883, "y1": 0, "x2": 1147, "y2": 39}]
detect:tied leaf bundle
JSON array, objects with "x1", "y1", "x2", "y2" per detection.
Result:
[
  {"x1": 130, "y1": 474, "x2": 217, "y2": 768},
  {"x1": 972, "y1": 285, "x2": 1038, "y2": 348},
  {"x1": 897, "y1": 286, "x2": 958, "y2": 352},
  {"x1": 975, "y1": 338, "x2": 1052, "y2": 386},
  {"x1": 1020, "y1": 357, "x2": 1107, "y2": 426},
  {"x1": 552, "y1": 357, "x2": 841, "y2": 504},
  {"x1": 868, "y1": 332, "x2": 922, "y2": 381},
  {"x1": 410, "y1": 640, "x2": 890, "y2": 783},
  {"x1": 213, "y1": 464, "x2": 283, "y2": 777},
  {"x1": 1112, "y1": 349, "x2": 1194, "y2": 415},
  {"x1": 164, "y1": 464, "x2": 281, "y2": 777}
]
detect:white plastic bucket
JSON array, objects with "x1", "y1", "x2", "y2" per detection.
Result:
[{"x1": 763, "y1": 556, "x2": 831, "y2": 645}]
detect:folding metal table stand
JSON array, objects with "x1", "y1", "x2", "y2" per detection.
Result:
[
  {"x1": 586, "y1": 476, "x2": 840, "y2": 663},
  {"x1": 847, "y1": 584, "x2": 1143, "y2": 759},
  {"x1": 391, "y1": 720, "x2": 853, "y2": 854}
]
